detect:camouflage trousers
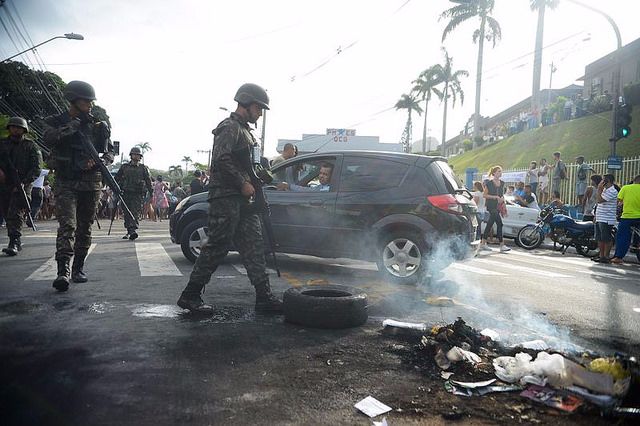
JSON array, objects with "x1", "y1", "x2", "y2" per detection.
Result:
[
  {"x1": 0, "y1": 188, "x2": 29, "y2": 238},
  {"x1": 183, "y1": 195, "x2": 268, "y2": 294},
  {"x1": 54, "y1": 184, "x2": 100, "y2": 261},
  {"x1": 122, "y1": 192, "x2": 143, "y2": 232}
]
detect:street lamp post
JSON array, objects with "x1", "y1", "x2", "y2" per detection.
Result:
[{"x1": 1, "y1": 33, "x2": 84, "y2": 63}]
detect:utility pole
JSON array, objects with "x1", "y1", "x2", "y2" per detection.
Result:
[{"x1": 547, "y1": 61, "x2": 556, "y2": 106}]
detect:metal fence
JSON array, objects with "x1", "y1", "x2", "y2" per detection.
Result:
[{"x1": 471, "y1": 156, "x2": 640, "y2": 204}]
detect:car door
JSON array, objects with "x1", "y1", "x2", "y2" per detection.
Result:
[
  {"x1": 501, "y1": 198, "x2": 540, "y2": 237},
  {"x1": 264, "y1": 155, "x2": 341, "y2": 253}
]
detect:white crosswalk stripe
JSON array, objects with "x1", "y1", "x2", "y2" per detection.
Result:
[
  {"x1": 447, "y1": 262, "x2": 507, "y2": 276},
  {"x1": 231, "y1": 263, "x2": 277, "y2": 275},
  {"x1": 472, "y1": 257, "x2": 573, "y2": 278},
  {"x1": 26, "y1": 243, "x2": 97, "y2": 281},
  {"x1": 505, "y1": 250, "x2": 640, "y2": 277},
  {"x1": 136, "y1": 243, "x2": 182, "y2": 276}
]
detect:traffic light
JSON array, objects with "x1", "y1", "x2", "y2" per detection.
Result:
[{"x1": 615, "y1": 103, "x2": 632, "y2": 140}]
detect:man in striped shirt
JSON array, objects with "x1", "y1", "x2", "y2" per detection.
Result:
[{"x1": 593, "y1": 174, "x2": 618, "y2": 263}]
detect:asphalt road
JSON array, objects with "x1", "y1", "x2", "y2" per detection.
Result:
[{"x1": 1, "y1": 219, "x2": 638, "y2": 425}]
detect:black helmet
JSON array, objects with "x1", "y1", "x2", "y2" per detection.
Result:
[
  {"x1": 130, "y1": 147, "x2": 143, "y2": 157},
  {"x1": 6, "y1": 116, "x2": 29, "y2": 132},
  {"x1": 234, "y1": 83, "x2": 269, "y2": 110},
  {"x1": 64, "y1": 80, "x2": 96, "y2": 102}
]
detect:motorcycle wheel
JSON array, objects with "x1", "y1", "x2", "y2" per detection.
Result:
[
  {"x1": 516, "y1": 225, "x2": 544, "y2": 250},
  {"x1": 575, "y1": 244, "x2": 595, "y2": 257}
]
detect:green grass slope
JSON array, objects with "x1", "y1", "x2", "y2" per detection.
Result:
[{"x1": 449, "y1": 109, "x2": 640, "y2": 173}]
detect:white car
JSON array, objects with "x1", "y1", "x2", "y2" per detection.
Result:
[{"x1": 484, "y1": 196, "x2": 540, "y2": 239}]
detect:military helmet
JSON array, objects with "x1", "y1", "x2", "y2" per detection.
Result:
[
  {"x1": 130, "y1": 147, "x2": 143, "y2": 157},
  {"x1": 64, "y1": 80, "x2": 96, "y2": 102},
  {"x1": 234, "y1": 83, "x2": 270, "y2": 110},
  {"x1": 6, "y1": 116, "x2": 29, "y2": 132}
]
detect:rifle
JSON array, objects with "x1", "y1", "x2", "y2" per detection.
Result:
[
  {"x1": 75, "y1": 115, "x2": 137, "y2": 235},
  {"x1": 239, "y1": 144, "x2": 281, "y2": 277},
  {"x1": 3, "y1": 155, "x2": 36, "y2": 231}
]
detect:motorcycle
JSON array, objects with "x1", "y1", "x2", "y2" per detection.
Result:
[{"x1": 516, "y1": 206, "x2": 598, "y2": 257}]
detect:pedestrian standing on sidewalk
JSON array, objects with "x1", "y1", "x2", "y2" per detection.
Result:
[
  {"x1": 477, "y1": 166, "x2": 510, "y2": 253},
  {"x1": 551, "y1": 151, "x2": 566, "y2": 198},
  {"x1": 472, "y1": 181, "x2": 486, "y2": 241},
  {"x1": 527, "y1": 161, "x2": 538, "y2": 195},
  {"x1": 611, "y1": 175, "x2": 640, "y2": 265},
  {"x1": 177, "y1": 83, "x2": 283, "y2": 315},
  {"x1": 538, "y1": 158, "x2": 550, "y2": 204},
  {"x1": 575, "y1": 155, "x2": 593, "y2": 206},
  {"x1": 582, "y1": 174, "x2": 601, "y2": 222},
  {"x1": 592, "y1": 174, "x2": 618, "y2": 263}
]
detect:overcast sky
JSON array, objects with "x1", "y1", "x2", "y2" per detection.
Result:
[{"x1": 2, "y1": 0, "x2": 639, "y2": 169}]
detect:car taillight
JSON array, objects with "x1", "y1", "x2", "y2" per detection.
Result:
[{"x1": 427, "y1": 194, "x2": 464, "y2": 215}]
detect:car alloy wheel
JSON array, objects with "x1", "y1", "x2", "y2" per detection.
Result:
[
  {"x1": 180, "y1": 218, "x2": 208, "y2": 263},
  {"x1": 381, "y1": 236, "x2": 422, "y2": 279}
]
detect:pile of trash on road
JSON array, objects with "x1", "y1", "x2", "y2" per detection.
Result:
[{"x1": 382, "y1": 317, "x2": 639, "y2": 418}]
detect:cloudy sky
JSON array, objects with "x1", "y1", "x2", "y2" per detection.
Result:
[{"x1": 2, "y1": 0, "x2": 639, "y2": 169}]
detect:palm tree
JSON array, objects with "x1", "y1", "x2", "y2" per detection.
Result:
[
  {"x1": 394, "y1": 94, "x2": 423, "y2": 153},
  {"x1": 135, "y1": 142, "x2": 152, "y2": 155},
  {"x1": 440, "y1": 0, "x2": 501, "y2": 149},
  {"x1": 412, "y1": 66, "x2": 443, "y2": 153},
  {"x1": 530, "y1": 0, "x2": 559, "y2": 118},
  {"x1": 432, "y1": 48, "x2": 468, "y2": 156},
  {"x1": 182, "y1": 156, "x2": 192, "y2": 174},
  {"x1": 169, "y1": 165, "x2": 183, "y2": 177}
]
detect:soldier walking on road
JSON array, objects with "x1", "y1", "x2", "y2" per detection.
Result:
[
  {"x1": 115, "y1": 147, "x2": 152, "y2": 240},
  {"x1": 43, "y1": 81, "x2": 114, "y2": 292},
  {"x1": 177, "y1": 83, "x2": 283, "y2": 315},
  {"x1": 0, "y1": 117, "x2": 42, "y2": 256}
]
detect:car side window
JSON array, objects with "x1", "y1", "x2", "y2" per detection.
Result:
[
  {"x1": 339, "y1": 157, "x2": 409, "y2": 192},
  {"x1": 272, "y1": 157, "x2": 337, "y2": 192}
]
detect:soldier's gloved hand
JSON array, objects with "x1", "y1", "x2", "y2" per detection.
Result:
[{"x1": 101, "y1": 152, "x2": 114, "y2": 165}]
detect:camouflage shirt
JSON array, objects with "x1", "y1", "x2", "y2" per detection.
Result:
[
  {"x1": 0, "y1": 136, "x2": 42, "y2": 191},
  {"x1": 115, "y1": 162, "x2": 152, "y2": 194},
  {"x1": 208, "y1": 112, "x2": 254, "y2": 199}
]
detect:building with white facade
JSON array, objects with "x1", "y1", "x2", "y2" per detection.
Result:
[{"x1": 276, "y1": 128, "x2": 403, "y2": 155}]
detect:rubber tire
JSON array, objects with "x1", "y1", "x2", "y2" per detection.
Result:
[
  {"x1": 283, "y1": 284, "x2": 368, "y2": 329},
  {"x1": 180, "y1": 218, "x2": 208, "y2": 263},
  {"x1": 375, "y1": 230, "x2": 427, "y2": 285},
  {"x1": 516, "y1": 225, "x2": 544, "y2": 250}
]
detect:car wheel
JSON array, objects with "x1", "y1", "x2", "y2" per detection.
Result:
[
  {"x1": 180, "y1": 218, "x2": 208, "y2": 263},
  {"x1": 376, "y1": 231, "x2": 426, "y2": 285},
  {"x1": 283, "y1": 285, "x2": 368, "y2": 329},
  {"x1": 516, "y1": 225, "x2": 544, "y2": 250}
]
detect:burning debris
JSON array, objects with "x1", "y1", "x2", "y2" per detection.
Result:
[{"x1": 382, "y1": 317, "x2": 640, "y2": 420}]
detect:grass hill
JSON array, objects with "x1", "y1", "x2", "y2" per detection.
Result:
[{"x1": 448, "y1": 109, "x2": 640, "y2": 173}]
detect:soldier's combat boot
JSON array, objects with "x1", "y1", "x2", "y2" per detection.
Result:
[
  {"x1": 129, "y1": 231, "x2": 138, "y2": 240},
  {"x1": 177, "y1": 291, "x2": 214, "y2": 314},
  {"x1": 254, "y1": 282, "x2": 283, "y2": 314},
  {"x1": 52, "y1": 259, "x2": 71, "y2": 292},
  {"x1": 122, "y1": 233, "x2": 130, "y2": 239},
  {"x1": 2, "y1": 236, "x2": 21, "y2": 256},
  {"x1": 71, "y1": 256, "x2": 88, "y2": 283}
]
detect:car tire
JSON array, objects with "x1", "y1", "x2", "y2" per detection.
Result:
[
  {"x1": 180, "y1": 218, "x2": 208, "y2": 263},
  {"x1": 516, "y1": 225, "x2": 544, "y2": 250},
  {"x1": 283, "y1": 285, "x2": 368, "y2": 329},
  {"x1": 376, "y1": 230, "x2": 427, "y2": 285}
]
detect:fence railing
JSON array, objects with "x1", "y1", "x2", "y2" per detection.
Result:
[{"x1": 471, "y1": 156, "x2": 640, "y2": 204}]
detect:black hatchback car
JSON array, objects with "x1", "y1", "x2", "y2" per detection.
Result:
[{"x1": 169, "y1": 151, "x2": 477, "y2": 284}]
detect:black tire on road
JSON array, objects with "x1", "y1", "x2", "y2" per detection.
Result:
[
  {"x1": 283, "y1": 285, "x2": 368, "y2": 329},
  {"x1": 180, "y1": 218, "x2": 208, "y2": 263},
  {"x1": 516, "y1": 225, "x2": 544, "y2": 250}
]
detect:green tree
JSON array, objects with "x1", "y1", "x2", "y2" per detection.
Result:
[
  {"x1": 135, "y1": 142, "x2": 152, "y2": 155},
  {"x1": 440, "y1": 0, "x2": 501, "y2": 149},
  {"x1": 530, "y1": 0, "x2": 559, "y2": 116},
  {"x1": 412, "y1": 66, "x2": 443, "y2": 153},
  {"x1": 169, "y1": 165, "x2": 183, "y2": 177},
  {"x1": 395, "y1": 93, "x2": 423, "y2": 153},
  {"x1": 182, "y1": 156, "x2": 192, "y2": 174},
  {"x1": 432, "y1": 48, "x2": 468, "y2": 156}
]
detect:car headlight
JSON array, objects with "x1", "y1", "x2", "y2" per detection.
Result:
[{"x1": 174, "y1": 196, "x2": 190, "y2": 213}]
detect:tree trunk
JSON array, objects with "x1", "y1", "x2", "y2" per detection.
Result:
[
  {"x1": 422, "y1": 97, "x2": 429, "y2": 153},
  {"x1": 406, "y1": 110, "x2": 413, "y2": 153},
  {"x1": 531, "y1": 5, "x2": 546, "y2": 120},
  {"x1": 472, "y1": 15, "x2": 487, "y2": 150},
  {"x1": 441, "y1": 83, "x2": 449, "y2": 157}
]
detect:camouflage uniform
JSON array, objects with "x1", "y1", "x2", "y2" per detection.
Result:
[
  {"x1": 178, "y1": 112, "x2": 280, "y2": 313},
  {"x1": 115, "y1": 162, "x2": 152, "y2": 234},
  {"x1": 44, "y1": 111, "x2": 114, "y2": 289},
  {"x1": 0, "y1": 135, "x2": 42, "y2": 246}
]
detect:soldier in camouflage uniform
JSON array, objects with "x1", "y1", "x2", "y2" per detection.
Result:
[
  {"x1": 115, "y1": 146, "x2": 152, "y2": 240},
  {"x1": 0, "y1": 117, "x2": 42, "y2": 256},
  {"x1": 43, "y1": 81, "x2": 114, "y2": 292},
  {"x1": 177, "y1": 83, "x2": 283, "y2": 315}
]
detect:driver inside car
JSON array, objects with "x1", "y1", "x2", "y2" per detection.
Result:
[{"x1": 277, "y1": 162, "x2": 333, "y2": 192}]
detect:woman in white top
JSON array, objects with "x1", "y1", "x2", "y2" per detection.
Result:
[
  {"x1": 472, "y1": 181, "x2": 486, "y2": 240},
  {"x1": 537, "y1": 158, "x2": 550, "y2": 204}
]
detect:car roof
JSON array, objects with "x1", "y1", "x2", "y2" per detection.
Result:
[{"x1": 276, "y1": 150, "x2": 447, "y2": 167}]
